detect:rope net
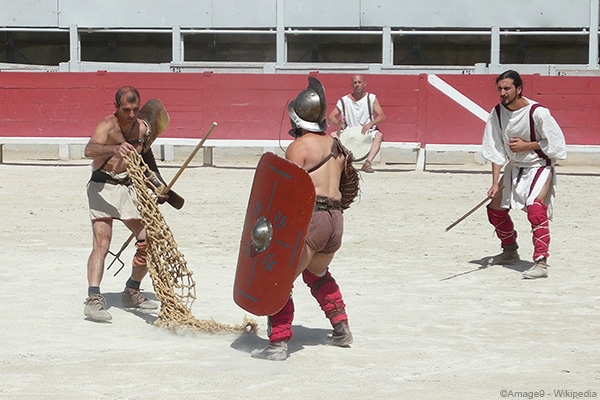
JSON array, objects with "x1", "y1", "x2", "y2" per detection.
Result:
[{"x1": 125, "y1": 151, "x2": 258, "y2": 334}]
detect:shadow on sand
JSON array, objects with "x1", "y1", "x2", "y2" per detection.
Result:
[
  {"x1": 230, "y1": 325, "x2": 333, "y2": 357},
  {"x1": 84, "y1": 291, "x2": 160, "y2": 325},
  {"x1": 440, "y1": 257, "x2": 534, "y2": 281}
]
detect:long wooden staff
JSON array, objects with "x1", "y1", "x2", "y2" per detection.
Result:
[
  {"x1": 445, "y1": 186, "x2": 504, "y2": 232},
  {"x1": 165, "y1": 122, "x2": 217, "y2": 191},
  {"x1": 107, "y1": 122, "x2": 218, "y2": 275}
]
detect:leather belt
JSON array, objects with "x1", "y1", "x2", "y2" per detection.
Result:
[
  {"x1": 90, "y1": 169, "x2": 132, "y2": 186},
  {"x1": 315, "y1": 196, "x2": 342, "y2": 211}
]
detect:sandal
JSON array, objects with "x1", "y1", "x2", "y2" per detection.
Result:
[{"x1": 361, "y1": 160, "x2": 374, "y2": 173}]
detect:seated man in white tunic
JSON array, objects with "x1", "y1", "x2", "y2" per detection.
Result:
[{"x1": 328, "y1": 74, "x2": 386, "y2": 173}]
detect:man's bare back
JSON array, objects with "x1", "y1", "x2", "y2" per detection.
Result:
[{"x1": 286, "y1": 132, "x2": 345, "y2": 200}]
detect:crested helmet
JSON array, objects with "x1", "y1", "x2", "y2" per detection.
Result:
[{"x1": 287, "y1": 76, "x2": 327, "y2": 136}]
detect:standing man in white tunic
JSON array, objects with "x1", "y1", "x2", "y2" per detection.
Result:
[{"x1": 482, "y1": 70, "x2": 567, "y2": 279}]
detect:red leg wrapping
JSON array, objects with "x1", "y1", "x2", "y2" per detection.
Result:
[
  {"x1": 487, "y1": 207, "x2": 517, "y2": 247},
  {"x1": 132, "y1": 240, "x2": 147, "y2": 268},
  {"x1": 302, "y1": 270, "x2": 348, "y2": 325},
  {"x1": 268, "y1": 296, "x2": 294, "y2": 343},
  {"x1": 527, "y1": 199, "x2": 550, "y2": 260}
]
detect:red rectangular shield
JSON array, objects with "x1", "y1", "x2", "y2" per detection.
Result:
[{"x1": 233, "y1": 152, "x2": 316, "y2": 316}]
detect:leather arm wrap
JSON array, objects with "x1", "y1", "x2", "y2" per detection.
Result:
[
  {"x1": 141, "y1": 149, "x2": 185, "y2": 210},
  {"x1": 142, "y1": 148, "x2": 165, "y2": 183}
]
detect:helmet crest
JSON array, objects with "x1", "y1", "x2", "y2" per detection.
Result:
[{"x1": 287, "y1": 76, "x2": 327, "y2": 137}]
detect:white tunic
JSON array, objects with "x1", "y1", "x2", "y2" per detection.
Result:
[
  {"x1": 336, "y1": 93, "x2": 379, "y2": 137},
  {"x1": 482, "y1": 98, "x2": 567, "y2": 218}
]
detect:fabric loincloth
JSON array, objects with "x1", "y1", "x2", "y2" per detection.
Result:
[{"x1": 87, "y1": 168, "x2": 140, "y2": 221}]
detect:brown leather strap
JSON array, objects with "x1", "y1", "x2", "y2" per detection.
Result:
[
  {"x1": 315, "y1": 196, "x2": 342, "y2": 211},
  {"x1": 90, "y1": 169, "x2": 132, "y2": 186}
]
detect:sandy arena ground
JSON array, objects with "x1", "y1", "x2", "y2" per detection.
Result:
[{"x1": 0, "y1": 153, "x2": 599, "y2": 400}]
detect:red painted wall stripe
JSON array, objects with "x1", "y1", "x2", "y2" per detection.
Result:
[{"x1": 0, "y1": 71, "x2": 597, "y2": 145}]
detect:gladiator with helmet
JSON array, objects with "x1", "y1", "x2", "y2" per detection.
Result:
[{"x1": 250, "y1": 77, "x2": 356, "y2": 361}]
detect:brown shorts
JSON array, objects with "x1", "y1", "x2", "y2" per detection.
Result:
[{"x1": 305, "y1": 210, "x2": 343, "y2": 254}]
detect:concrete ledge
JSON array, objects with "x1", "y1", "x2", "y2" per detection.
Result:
[
  {"x1": 154, "y1": 138, "x2": 422, "y2": 166},
  {"x1": 0, "y1": 137, "x2": 296, "y2": 165},
  {"x1": 419, "y1": 144, "x2": 600, "y2": 170},
  {"x1": 0, "y1": 137, "x2": 89, "y2": 163},
  {"x1": 2, "y1": 137, "x2": 599, "y2": 169},
  {"x1": 154, "y1": 138, "x2": 294, "y2": 166},
  {"x1": 421, "y1": 144, "x2": 486, "y2": 170}
]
